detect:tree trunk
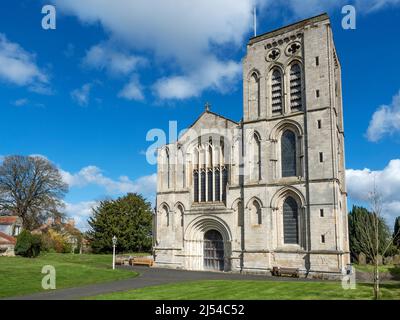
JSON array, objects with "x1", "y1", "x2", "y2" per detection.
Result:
[{"x1": 373, "y1": 260, "x2": 379, "y2": 300}]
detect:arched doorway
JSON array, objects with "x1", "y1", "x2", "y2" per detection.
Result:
[{"x1": 203, "y1": 230, "x2": 224, "y2": 271}]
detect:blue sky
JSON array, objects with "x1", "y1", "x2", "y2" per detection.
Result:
[{"x1": 0, "y1": 0, "x2": 399, "y2": 230}]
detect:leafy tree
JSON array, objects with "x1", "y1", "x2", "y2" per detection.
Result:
[
  {"x1": 87, "y1": 193, "x2": 153, "y2": 253},
  {"x1": 15, "y1": 230, "x2": 42, "y2": 258},
  {"x1": 394, "y1": 217, "x2": 400, "y2": 248},
  {"x1": 0, "y1": 155, "x2": 68, "y2": 230},
  {"x1": 348, "y1": 205, "x2": 392, "y2": 262}
]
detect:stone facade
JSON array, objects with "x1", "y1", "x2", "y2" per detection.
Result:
[{"x1": 154, "y1": 13, "x2": 350, "y2": 277}]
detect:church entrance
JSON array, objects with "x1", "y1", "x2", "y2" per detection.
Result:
[{"x1": 203, "y1": 230, "x2": 224, "y2": 271}]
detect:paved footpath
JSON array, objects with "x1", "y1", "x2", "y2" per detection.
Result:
[{"x1": 6, "y1": 266, "x2": 320, "y2": 300}]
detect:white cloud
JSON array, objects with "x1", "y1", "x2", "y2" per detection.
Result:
[
  {"x1": 118, "y1": 77, "x2": 145, "y2": 101},
  {"x1": 0, "y1": 33, "x2": 49, "y2": 92},
  {"x1": 366, "y1": 90, "x2": 400, "y2": 142},
  {"x1": 60, "y1": 165, "x2": 157, "y2": 231},
  {"x1": 346, "y1": 159, "x2": 400, "y2": 224},
  {"x1": 53, "y1": 0, "x2": 256, "y2": 100},
  {"x1": 63, "y1": 200, "x2": 98, "y2": 231},
  {"x1": 13, "y1": 98, "x2": 29, "y2": 106},
  {"x1": 83, "y1": 42, "x2": 146, "y2": 76},
  {"x1": 154, "y1": 57, "x2": 241, "y2": 100},
  {"x1": 71, "y1": 83, "x2": 92, "y2": 106},
  {"x1": 61, "y1": 165, "x2": 157, "y2": 196},
  {"x1": 355, "y1": 0, "x2": 400, "y2": 12}
]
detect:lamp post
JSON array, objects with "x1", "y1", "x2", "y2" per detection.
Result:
[{"x1": 112, "y1": 235, "x2": 117, "y2": 270}]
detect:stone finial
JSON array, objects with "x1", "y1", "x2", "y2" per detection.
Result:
[{"x1": 205, "y1": 102, "x2": 211, "y2": 112}]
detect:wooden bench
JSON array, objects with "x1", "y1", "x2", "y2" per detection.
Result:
[
  {"x1": 130, "y1": 257, "x2": 154, "y2": 267},
  {"x1": 271, "y1": 266, "x2": 300, "y2": 278}
]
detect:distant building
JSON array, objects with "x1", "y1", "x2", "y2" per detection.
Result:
[{"x1": 0, "y1": 216, "x2": 23, "y2": 256}]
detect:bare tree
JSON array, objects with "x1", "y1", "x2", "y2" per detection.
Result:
[
  {"x1": 366, "y1": 180, "x2": 399, "y2": 300},
  {"x1": 0, "y1": 155, "x2": 68, "y2": 230}
]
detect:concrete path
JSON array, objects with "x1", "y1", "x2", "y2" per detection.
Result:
[{"x1": 6, "y1": 266, "x2": 319, "y2": 300}]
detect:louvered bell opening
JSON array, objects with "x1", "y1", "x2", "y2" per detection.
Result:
[
  {"x1": 271, "y1": 70, "x2": 283, "y2": 114},
  {"x1": 290, "y1": 64, "x2": 302, "y2": 111}
]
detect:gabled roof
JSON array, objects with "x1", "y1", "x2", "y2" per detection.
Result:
[
  {"x1": 0, "y1": 216, "x2": 20, "y2": 225},
  {"x1": 0, "y1": 232, "x2": 16, "y2": 245},
  {"x1": 188, "y1": 109, "x2": 239, "y2": 130}
]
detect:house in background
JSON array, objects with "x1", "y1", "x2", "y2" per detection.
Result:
[{"x1": 0, "y1": 216, "x2": 23, "y2": 256}]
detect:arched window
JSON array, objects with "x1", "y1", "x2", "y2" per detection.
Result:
[
  {"x1": 162, "y1": 205, "x2": 170, "y2": 227},
  {"x1": 214, "y1": 168, "x2": 220, "y2": 202},
  {"x1": 222, "y1": 167, "x2": 228, "y2": 202},
  {"x1": 208, "y1": 144, "x2": 213, "y2": 167},
  {"x1": 271, "y1": 68, "x2": 283, "y2": 114},
  {"x1": 236, "y1": 201, "x2": 244, "y2": 227},
  {"x1": 281, "y1": 130, "x2": 297, "y2": 177},
  {"x1": 249, "y1": 73, "x2": 260, "y2": 119},
  {"x1": 252, "y1": 200, "x2": 262, "y2": 225},
  {"x1": 201, "y1": 170, "x2": 206, "y2": 202},
  {"x1": 283, "y1": 197, "x2": 299, "y2": 244},
  {"x1": 166, "y1": 149, "x2": 171, "y2": 189},
  {"x1": 290, "y1": 63, "x2": 303, "y2": 111},
  {"x1": 251, "y1": 133, "x2": 261, "y2": 182},
  {"x1": 193, "y1": 170, "x2": 199, "y2": 202},
  {"x1": 177, "y1": 205, "x2": 184, "y2": 227},
  {"x1": 177, "y1": 148, "x2": 185, "y2": 188}
]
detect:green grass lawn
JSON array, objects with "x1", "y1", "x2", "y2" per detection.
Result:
[
  {"x1": 0, "y1": 253, "x2": 138, "y2": 298},
  {"x1": 354, "y1": 264, "x2": 400, "y2": 275},
  {"x1": 89, "y1": 280, "x2": 400, "y2": 300}
]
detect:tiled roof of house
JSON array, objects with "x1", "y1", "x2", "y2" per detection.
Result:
[
  {"x1": 0, "y1": 232, "x2": 16, "y2": 245},
  {"x1": 0, "y1": 216, "x2": 19, "y2": 225}
]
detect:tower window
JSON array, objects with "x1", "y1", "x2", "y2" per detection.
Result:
[
  {"x1": 290, "y1": 63, "x2": 303, "y2": 111},
  {"x1": 317, "y1": 120, "x2": 322, "y2": 129},
  {"x1": 271, "y1": 68, "x2": 283, "y2": 114},
  {"x1": 316, "y1": 56, "x2": 319, "y2": 66},
  {"x1": 320, "y1": 209, "x2": 324, "y2": 217},
  {"x1": 281, "y1": 130, "x2": 297, "y2": 177},
  {"x1": 283, "y1": 197, "x2": 299, "y2": 244},
  {"x1": 321, "y1": 235, "x2": 326, "y2": 243},
  {"x1": 319, "y1": 152, "x2": 324, "y2": 163},
  {"x1": 316, "y1": 90, "x2": 320, "y2": 98}
]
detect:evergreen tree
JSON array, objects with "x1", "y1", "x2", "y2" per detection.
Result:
[
  {"x1": 348, "y1": 205, "x2": 393, "y2": 262},
  {"x1": 87, "y1": 193, "x2": 153, "y2": 253}
]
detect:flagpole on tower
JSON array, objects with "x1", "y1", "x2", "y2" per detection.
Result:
[{"x1": 254, "y1": 6, "x2": 257, "y2": 37}]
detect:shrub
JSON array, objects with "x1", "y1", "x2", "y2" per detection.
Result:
[{"x1": 15, "y1": 230, "x2": 41, "y2": 258}]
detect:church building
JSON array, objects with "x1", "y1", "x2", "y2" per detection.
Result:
[{"x1": 154, "y1": 13, "x2": 350, "y2": 277}]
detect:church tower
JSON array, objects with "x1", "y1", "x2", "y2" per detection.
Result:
[
  {"x1": 154, "y1": 13, "x2": 350, "y2": 277},
  {"x1": 240, "y1": 13, "x2": 349, "y2": 274}
]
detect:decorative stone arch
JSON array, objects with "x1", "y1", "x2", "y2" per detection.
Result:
[
  {"x1": 269, "y1": 119, "x2": 303, "y2": 141},
  {"x1": 158, "y1": 202, "x2": 171, "y2": 229},
  {"x1": 270, "y1": 186, "x2": 306, "y2": 209},
  {"x1": 247, "y1": 69, "x2": 262, "y2": 120},
  {"x1": 230, "y1": 134, "x2": 242, "y2": 185},
  {"x1": 184, "y1": 215, "x2": 232, "y2": 271},
  {"x1": 247, "y1": 68, "x2": 261, "y2": 81},
  {"x1": 269, "y1": 120, "x2": 304, "y2": 179},
  {"x1": 270, "y1": 186, "x2": 306, "y2": 249},
  {"x1": 245, "y1": 196, "x2": 263, "y2": 209},
  {"x1": 245, "y1": 197, "x2": 263, "y2": 226}
]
